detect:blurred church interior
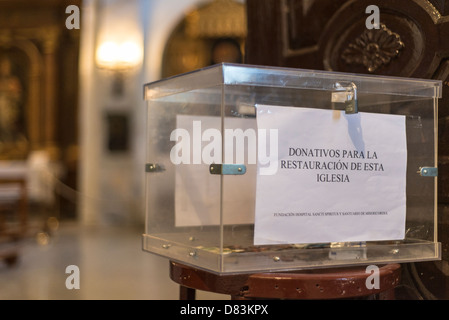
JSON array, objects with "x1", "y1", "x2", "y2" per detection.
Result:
[
  {"x1": 0, "y1": 0, "x2": 245, "y2": 300},
  {"x1": 1, "y1": 0, "x2": 449, "y2": 300}
]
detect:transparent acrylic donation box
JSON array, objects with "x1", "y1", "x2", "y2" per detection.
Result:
[{"x1": 143, "y1": 63, "x2": 441, "y2": 274}]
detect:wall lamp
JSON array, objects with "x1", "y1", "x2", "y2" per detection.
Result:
[{"x1": 95, "y1": 40, "x2": 143, "y2": 96}]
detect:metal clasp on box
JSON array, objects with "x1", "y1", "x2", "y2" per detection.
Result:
[
  {"x1": 209, "y1": 164, "x2": 246, "y2": 175},
  {"x1": 418, "y1": 167, "x2": 438, "y2": 177},
  {"x1": 332, "y1": 82, "x2": 358, "y2": 114}
]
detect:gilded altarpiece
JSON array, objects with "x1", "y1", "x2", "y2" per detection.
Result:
[{"x1": 0, "y1": 0, "x2": 80, "y2": 162}]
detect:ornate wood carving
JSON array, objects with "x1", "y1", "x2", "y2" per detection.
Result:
[
  {"x1": 341, "y1": 23, "x2": 404, "y2": 72},
  {"x1": 246, "y1": 0, "x2": 449, "y2": 299}
]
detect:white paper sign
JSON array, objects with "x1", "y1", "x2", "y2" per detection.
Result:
[
  {"x1": 173, "y1": 115, "x2": 256, "y2": 227},
  {"x1": 254, "y1": 105, "x2": 407, "y2": 245}
]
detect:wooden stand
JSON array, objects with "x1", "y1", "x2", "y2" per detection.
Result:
[{"x1": 170, "y1": 261, "x2": 401, "y2": 300}]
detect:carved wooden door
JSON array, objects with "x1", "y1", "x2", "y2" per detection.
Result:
[{"x1": 246, "y1": 0, "x2": 449, "y2": 299}]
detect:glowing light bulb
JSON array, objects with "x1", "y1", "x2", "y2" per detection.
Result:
[{"x1": 96, "y1": 41, "x2": 142, "y2": 69}]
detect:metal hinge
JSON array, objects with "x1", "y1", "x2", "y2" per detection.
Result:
[
  {"x1": 209, "y1": 164, "x2": 246, "y2": 175},
  {"x1": 145, "y1": 163, "x2": 165, "y2": 173},
  {"x1": 418, "y1": 167, "x2": 438, "y2": 177}
]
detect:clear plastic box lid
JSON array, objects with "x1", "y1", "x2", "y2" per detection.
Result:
[{"x1": 145, "y1": 63, "x2": 442, "y2": 100}]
